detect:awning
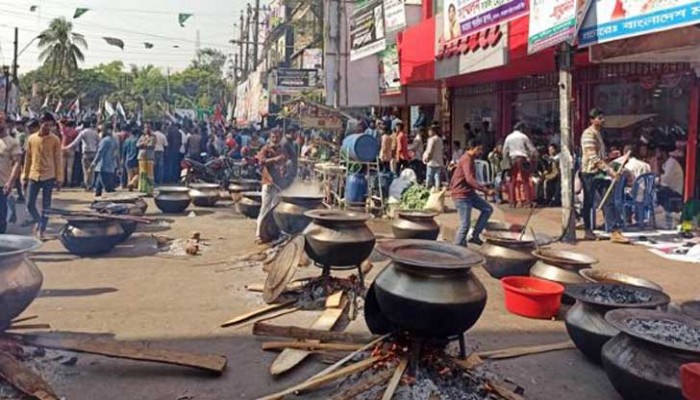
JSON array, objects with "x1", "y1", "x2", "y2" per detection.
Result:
[
  {"x1": 398, "y1": 16, "x2": 436, "y2": 86},
  {"x1": 603, "y1": 114, "x2": 658, "y2": 129}
]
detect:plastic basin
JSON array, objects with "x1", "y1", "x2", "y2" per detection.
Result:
[
  {"x1": 501, "y1": 276, "x2": 564, "y2": 319},
  {"x1": 682, "y1": 363, "x2": 700, "y2": 400}
]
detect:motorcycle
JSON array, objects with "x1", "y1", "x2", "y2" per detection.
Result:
[{"x1": 181, "y1": 152, "x2": 260, "y2": 186}]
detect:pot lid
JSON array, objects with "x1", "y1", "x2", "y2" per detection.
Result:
[
  {"x1": 0, "y1": 234, "x2": 42, "y2": 257},
  {"x1": 375, "y1": 239, "x2": 484, "y2": 270},
  {"x1": 482, "y1": 230, "x2": 552, "y2": 246},
  {"x1": 606, "y1": 309, "x2": 700, "y2": 354},
  {"x1": 579, "y1": 268, "x2": 663, "y2": 292},
  {"x1": 396, "y1": 210, "x2": 438, "y2": 219},
  {"x1": 566, "y1": 283, "x2": 670, "y2": 309},
  {"x1": 533, "y1": 249, "x2": 598, "y2": 266},
  {"x1": 156, "y1": 186, "x2": 190, "y2": 193},
  {"x1": 304, "y1": 209, "x2": 370, "y2": 222},
  {"x1": 263, "y1": 236, "x2": 303, "y2": 303}
]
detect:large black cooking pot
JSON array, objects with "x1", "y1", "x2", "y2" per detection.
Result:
[
  {"x1": 479, "y1": 231, "x2": 552, "y2": 278},
  {"x1": 154, "y1": 186, "x2": 191, "y2": 213},
  {"x1": 603, "y1": 309, "x2": 700, "y2": 400},
  {"x1": 373, "y1": 239, "x2": 487, "y2": 338},
  {"x1": 303, "y1": 210, "x2": 375, "y2": 268},
  {"x1": 59, "y1": 218, "x2": 125, "y2": 256},
  {"x1": 273, "y1": 194, "x2": 324, "y2": 235},
  {"x1": 564, "y1": 283, "x2": 670, "y2": 364},
  {"x1": 391, "y1": 211, "x2": 440, "y2": 240}
]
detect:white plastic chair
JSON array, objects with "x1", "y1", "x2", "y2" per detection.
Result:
[{"x1": 475, "y1": 159, "x2": 493, "y2": 186}]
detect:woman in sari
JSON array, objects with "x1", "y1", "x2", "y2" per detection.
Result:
[{"x1": 136, "y1": 126, "x2": 156, "y2": 195}]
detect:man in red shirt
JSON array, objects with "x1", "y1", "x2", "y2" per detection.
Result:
[{"x1": 450, "y1": 139, "x2": 495, "y2": 247}]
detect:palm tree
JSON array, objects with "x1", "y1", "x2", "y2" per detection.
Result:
[{"x1": 37, "y1": 17, "x2": 88, "y2": 78}]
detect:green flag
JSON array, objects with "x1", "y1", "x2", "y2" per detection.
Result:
[
  {"x1": 29, "y1": 5, "x2": 37, "y2": 11},
  {"x1": 178, "y1": 13, "x2": 193, "y2": 27},
  {"x1": 144, "y1": 42, "x2": 154, "y2": 49},
  {"x1": 102, "y1": 37, "x2": 125, "y2": 50},
  {"x1": 73, "y1": 8, "x2": 89, "y2": 19}
]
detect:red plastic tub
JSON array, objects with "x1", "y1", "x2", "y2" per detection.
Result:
[
  {"x1": 682, "y1": 363, "x2": 700, "y2": 400},
  {"x1": 501, "y1": 276, "x2": 565, "y2": 319}
]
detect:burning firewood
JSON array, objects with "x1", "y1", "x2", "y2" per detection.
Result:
[
  {"x1": 0, "y1": 350, "x2": 59, "y2": 400},
  {"x1": 252, "y1": 322, "x2": 375, "y2": 343}
]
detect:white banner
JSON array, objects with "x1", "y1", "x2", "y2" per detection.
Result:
[{"x1": 384, "y1": 0, "x2": 407, "y2": 32}]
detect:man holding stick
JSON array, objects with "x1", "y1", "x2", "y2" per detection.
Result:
[{"x1": 580, "y1": 108, "x2": 629, "y2": 243}]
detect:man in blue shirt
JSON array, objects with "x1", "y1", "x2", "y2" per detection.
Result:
[
  {"x1": 91, "y1": 128, "x2": 119, "y2": 197},
  {"x1": 122, "y1": 128, "x2": 139, "y2": 190}
]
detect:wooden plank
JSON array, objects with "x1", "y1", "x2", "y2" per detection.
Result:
[
  {"x1": 221, "y1": 300, "x2": 295, "y2": 328},
  {"x1": 256, "y1": 356, "x2": 379, "y2": 400},
  {"x1": 14, "y1": 333, "x2": 227, "y2": 375},
  {"x1": 478, "y1": 341, "x2": 574, "y2": 360},
  {"x1": 233, "y1": 307, "x2": 302, "y2": 331},
  {"x1": 307, "y1": 333, "x2": 391, "y2": 382},
  {"x1": 486, "y1": 380, "x2": 525, "y2": 400},
  {"x1": 0, "y1": 350, "x2": 59, "y2": 400},
  {"x1": 262, "y1": 341, "x2": 362, "y2": 352},
  {"x1": 270, "y1": 296, "x2": 347, "y2": 376},
  {"x1": 325, "y1": 291, "x2": 344, "y2": 308},
  {"x1": 381, "y1": 358, "x2": 408, "y2": 400},
  {"x1": 253, "y1": 322, "x2": 375, "y2": 343},
  {"x1": 329, "y1": 366, "x2": 393, "y2": 400},
  {"x1": 10, "y1": 315, "x2": 38, "y2": 325},
  {"x1": 6, "y1": 324, "x2": 51, "y2": 331},
  {"x1": 451, "y1": 353, "x2": 484, "y2": 370}
]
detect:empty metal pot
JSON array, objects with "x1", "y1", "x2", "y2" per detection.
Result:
[
  {"x1": 189, "y1": 183, "x2": 221, "y2": 207},
  {"x1": 392, "y1": 211, "x2": 440, "y2": 240},
  {"x1": 303, "y1": 209, "x2": 375, "y2": 268},
  {"x1": 273, "y1": 195, "x2": 325, "y2": 235},
  {"x1": 480, "y1": 231, "x2": 551, "y2": 279},
  {"x1": 373, "y1": 239, "x2": 487, "y2": 338},
  {"x1": 579, "y1": 269, "x2": 663, "y2": 292},
  {"x1": 59, "y1": 218, "x2": 125, "y2": 256},
  {"x1": 0, "y1": 235, "x2": 43, "y2": 330},
  {"x1": 530, "y1": 249, "x2": 597, "y2": 286},
  {"x1": 154, "y1": 186, "x2": 191, "y2": 213},
  {"x1": 237, "y1": 198, "x2": 261, "y2": 219}
]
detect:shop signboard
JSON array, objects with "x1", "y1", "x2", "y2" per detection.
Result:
[
  {"x1": 441, "y1": 0, "x2": 528, "y2": 43},
  {"x1": 578, "y1": 0, "x2": 700, "y2": 47},
  {"x1": 350, "y1": 0, "x2": 387, "y2": 61},
  {"x1": 274, "y1": 68, "x2": 323, "y2": 95},
  {"x1": 379, "y1": 44, "x2": 401, "y2": 95},
  {"x1": 302, "y1": 48, "x2": 323, "y2": 69},
  {"x1": 527, "y1": 0, "x2": 584, "y2": 54},
  {"x1": 384, "y1": 0, "x2": 407, "y2": 32},
  {"x1": 435, "y1": 13, "x2": 509, "y2": 79}
]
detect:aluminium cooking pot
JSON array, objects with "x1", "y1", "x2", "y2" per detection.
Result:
[
  {"x1": 0, "y1": 235, "x2": 43, "y2": 330},
  {"x1": 302, "y1": 209, "x2": 375, "y2": 268},
  {"x1": 479, "y1": 231, "x2": 552, "y2": 279},
  {"x1": 391, "y1": 211, "x2": 440, "y2": 240},
  {"x1": 273, "y1": 194, "x2": 325, "y2": 235},
  {"x1": 154, "y1": 186, "x2": 191, "y2": 213},
  {"x1": 373, "y1": 239, "x2": 487, "y2": 338},
  {"x1": 59, "y1": 217, "x2": 125, "y2": 256}
]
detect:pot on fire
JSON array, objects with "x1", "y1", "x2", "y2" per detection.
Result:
[
  {"x1": 371, "y1": 239, "x2": 487, "y2": 338},
  {"x1": 602, "y1": 309, "x2": 700, "y2": 400},
  {"x1": 564, "y1": 283, "x2": 670, "y2": 364},
  {"x1": 391, "y1": 211, "x2": 440, "y2": 240},
  {"x1": 273, "y1": 195, "x2": 325, "y2": 235},
  {"x1": 154, "y1": 186, "x2": 191, "y2": 214},
  {"x1": 302, "y1": 209, "x2": 375, "y2": 268},
  {"x1": 479, "y1": 231, "x2": 551, "y2": 279},
  {"x1": 0, "y1": 235, "x2": 43, "y2": 330},
  {"x1": 59, "y1": 218, "x2": 126, "y2": 257}
]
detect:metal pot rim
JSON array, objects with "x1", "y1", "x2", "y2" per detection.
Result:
[
  {"x1": 579, "y1": 268, "x2": 663, "y2": 291},
  {"x1": 483, "y1": 230, "x2": 552, "y2": 246},
  {"x1": 279, "y1": 194, "x2": 324, "y2": 203},
  {"x1": 396, "y1": 210, "x2": 438, "y2": 219},
  {"x1": 156, "y1": 186, "x2": 190, "y2": 193},
  {"x1": 304, "y1": 209, "x2": 370, "y2": 222},
  {"x1": 376, "y1": 239, "x2": 484, "y2": 270},
  {"x1": 605, "y1": 308, "x2": 700, "y2": 354},
  {"x1": 533, "y1": 249, "x2": 599, "y2": 266},
  {"x1": 566, "y1": 283, "x2": 670, "y2": 309},
  {"x1": 0, "y1": 234, "x2": 42, "y2": 257},
  {"x1": 188, "y1": 183, "x2": 221, "y2": 190}
]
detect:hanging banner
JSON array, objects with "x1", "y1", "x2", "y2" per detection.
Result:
[
  {"x1": 527, "y1": 0, "x2": 582, "y2": 54},
  {"x1": 350, "y1": 0, "x2": 387, "y2": 61},
  {"x1": 384, "y1": 0, "x2": 407, "y2": 32},
  {"x1": 578, "y1": 0, "x2": 700, "y2": 47},
  {"x1": 379, "y1": 45, "x2": 401, "y2": 95},
  {"x1": 274, "y1": 69, "x2": 323, "y2": 95},
  {"x1": 441, "y1": 0, "x2": 528, "y2": 43}
]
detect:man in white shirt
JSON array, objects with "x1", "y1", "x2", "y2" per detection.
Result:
[
  {"x1": 64, "y1": 120, "x2": 99, "y2": 189},
  {"x1": 614, "y1": 145, "x2": 651, "y2": 183},
  {"x1": 0, "y1": 113, "x2": 22, "y2": 233},
  {"x1": 656, "y1": 145, "x2": 684, "y2": 213},
  {"x1": 503, "y1": 122, "x2": 537, "y2": 206},
  {"x1": 152, "y1": 122, "x2": 169, "y2": 184}
]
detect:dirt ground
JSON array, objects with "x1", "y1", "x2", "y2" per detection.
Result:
[{"x1": 4, "y1": 189, "x2": 699, "y2": 400}]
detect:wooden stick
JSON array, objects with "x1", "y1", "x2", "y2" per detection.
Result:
[
  {"x1": 329, "y1": 365, "x2": 394, "y2": 400},
  {"x1": 233, "y1": 307, "x2": 301, "y2": 331},
  {"x1": 381, "y1": 357, "x2": 407, "y2": 400},
  {"x1": 306, "y1": 333, "x2": 391, "y2": 382},
  {"x1": 11, "y1": 316, "x2": 38, "y2": 325},
  {"x1": 451, "y1": 353, "x2": 484, "y2": 370},
  {"x1": 325, "y1": 291, "x2": 344, "y2": 308},
  {"x1": 13, "y1": 333, "x2": 227, "y2": 374},
  {"x1": 255, "y1": 356, "x2": 379, "y2": 400},
  {"x1": 0, "y1": 350, "x2": 59, "y2": 400},
  {"x1": 46, "y1": 209, "x2": 153, "y2": 224},
  {"x1": 486, "y1": 380, "x2": 525, "y2": 400},
  {"x1": 597, "y1": 150, "x2": 631, "y2": 211},
  {"x1": 6, "y1": 324, "x2": 51, "y2": 331},
  {"x1": 478, "y1": 341, "x2": 574, "y2": 360},
  {"x1": 262, "y1": 341, "x2": 362, "y2": 352},
  {"x1": 220, "y1": 300, "x2": 295, "y2": 328},
  {"x1": 253, "y1": 322, "x2": 375, "y2": 343}
]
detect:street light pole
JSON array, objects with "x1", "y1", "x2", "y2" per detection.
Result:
[{"x1": 2, "y1": 65, "x2": 11, "y2": 114}]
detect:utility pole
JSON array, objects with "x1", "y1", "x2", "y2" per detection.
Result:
[
  {"x1": 12, "y1": 27, "x2": 18, "y2": 80},
  {"x1": 253, "y1": 0, "x2": 260, "y2": 68},
  {"x1": 244, "y1": 4, "x2": 251, "y2": 76},
  {"x1": 558, "y1": 42, "x2": 577, "y2": 243},
  {"x1": 238, "y1": 12, "x2": 245, "y2": 78}
]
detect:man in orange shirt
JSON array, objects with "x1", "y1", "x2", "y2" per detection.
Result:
[
  {"x1": 22, "y1": 113, "x2": 63, "y2": 238},
  {"x1": 395, "y1": 122, "x2": 410, "y2": 173}
]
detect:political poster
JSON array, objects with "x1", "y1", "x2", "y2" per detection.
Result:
[
  {"x1": 527, "y1": 0, "x2": 583, "y2": 53},
  {"x1": 350, "y1": 0, "x2": 387, "y2": 61},
  {"x1": 441, "y1": 0, "x2": 528, "y2": 43}
]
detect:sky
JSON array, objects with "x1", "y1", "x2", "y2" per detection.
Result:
[{"x1": 0, "y1": 0, "x2": 250, "y2": 75}]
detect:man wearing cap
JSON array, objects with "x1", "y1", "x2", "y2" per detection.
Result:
[
  {"x1": 23, "y1": 113, "x2": 63, "y2": 238},
  {"x1": 0, "y1": 113, "x2": 23, "y2": 234},
  {"x1": 580, "y1": 108, "x2": 629, "y2": 244}
]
